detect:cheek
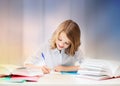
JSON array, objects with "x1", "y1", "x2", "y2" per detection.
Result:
[
  {"x1": 55, "y1": 40, "x2": 60, "y2": 47},
  {"x1": 64, "y1": 45, "x2": 70, "y2": 49}
]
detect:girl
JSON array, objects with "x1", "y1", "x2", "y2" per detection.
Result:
[{"x1": 24, "y1": 20, "x2": 84, "y2": 74}]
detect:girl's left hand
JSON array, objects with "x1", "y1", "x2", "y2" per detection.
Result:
[{"x1": 54, "y1": 66, "x2": 64, "y2": 72}]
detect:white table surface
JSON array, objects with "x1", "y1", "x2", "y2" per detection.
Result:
[{"x1": 0, "y1": 73, "x2": 120, "y2": 86}]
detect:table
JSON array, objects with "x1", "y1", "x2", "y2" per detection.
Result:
[{"x1": 0, "y1": 73, "x2": 120, "y2": 86}]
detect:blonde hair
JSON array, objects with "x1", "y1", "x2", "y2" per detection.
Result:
[{"x1": 50, "y1": 20, "x2": 81, "y2": 56}]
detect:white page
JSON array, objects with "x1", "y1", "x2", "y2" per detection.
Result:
[{"x1": 80, "y1": 58, "x2": 120, "y2": 77}]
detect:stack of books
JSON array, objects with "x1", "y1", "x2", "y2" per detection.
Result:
[
  {"x1": 0, "y1": 64, "x2": 43, "y2": 82},
  {"x1": 77, "y1": 58, "x2": 120, "y2": 80}
]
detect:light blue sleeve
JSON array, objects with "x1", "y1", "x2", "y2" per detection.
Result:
[
  {"x1": 74, "y1": 48, "x2": 84, "y2": 65},
  {"x1": 24, "y1": 44, "x2": 47, "y2": 66}
]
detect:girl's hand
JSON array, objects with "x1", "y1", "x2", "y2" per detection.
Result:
[
  {"x1": 24, "y1": 64, "x2": 51, "y2": 74},
  {"x1": 54, "y1": 66, "x2": 65, "y2": 72},
  {"x1": 41, "y1": 65, "x2": 51, "y2": 74},
  {"x1": 54, "y1": 65, "x2": 80, "y2": 72}
]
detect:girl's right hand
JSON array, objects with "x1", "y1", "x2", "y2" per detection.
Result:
[
  {"x1": 24, "y1": 64, "x2": 51, "y2": 74},
  {"x1": 41, "y1": 65, "x2": 51, "y2": 74}
]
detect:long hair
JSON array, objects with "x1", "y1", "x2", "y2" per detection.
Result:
[{"x1": 50, "y1": 20, "x2": 81, "y2": 56}]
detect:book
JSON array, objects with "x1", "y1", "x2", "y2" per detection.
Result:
[
  {"x1": 11, "y1": 75, "x2": 40, "y2": 82},
  {"x1": 0, "y1": 64, "x2": 43, "y2": 82},
  {"x1": 0, "y1": 76, "x2": 26, "y2": 83},
  {"x1": 61, "y1": 71, "x2": 78, "y2": 75},
  {"x1": 0, "y1": 64, "x2": 19, "y2": 76},
  {"x1": 77, "y1": 58, "x2": 120, "y2": 80}
]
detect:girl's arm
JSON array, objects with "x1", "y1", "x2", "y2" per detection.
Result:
[{"x1": 54, "y1": 65, "x2": 80, "y2": 72}]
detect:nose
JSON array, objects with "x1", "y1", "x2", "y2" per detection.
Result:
[{"x1": 59, "y1": 42, "x2": 64, "y2": 47}]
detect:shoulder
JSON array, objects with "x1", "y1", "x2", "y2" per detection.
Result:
[
  {"x1": 75, "y1": 47, "x2": 83, "y2": 56},
  {"x1": 74, "y1": 47, "x2": 84, "y2": 60}
]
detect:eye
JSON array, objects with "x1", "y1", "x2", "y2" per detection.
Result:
[
  {"x1": 58, "y1": 38, "x2": 62, "y2": 41},
  {"x1": 65, "y1": 42, "x2": 70, "y2": 45}
]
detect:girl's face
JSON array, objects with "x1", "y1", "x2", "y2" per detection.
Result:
[{"x1": 56, "y1": 32, "x2": 71, "y2": 50}]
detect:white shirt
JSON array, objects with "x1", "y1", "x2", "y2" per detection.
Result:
[{"x1": 24, "y1": 43, "x2": 84, "y2": 69}]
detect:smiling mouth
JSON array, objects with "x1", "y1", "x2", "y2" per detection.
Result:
[{"x1": 58, "y1": 44, "x2": 64, "y2": 48}]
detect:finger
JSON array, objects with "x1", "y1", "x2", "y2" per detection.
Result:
[
  {"x1": 41, "y1": 67, "x2": 49, "y2": 74},
  {"x1": 44, "y1": 66, "x2": 51, "y2": 72},
  {"x1": 53, "y1": 67, "x2": 59, "y2": 72},
  {"x1": 42, "y1": 66, "x2": 50, "y2": 74}
]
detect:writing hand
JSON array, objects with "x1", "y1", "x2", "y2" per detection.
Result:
[
  {"x1": 41, "y1": 65, "x2": 51, "y2": 74},
  {"x1": 24, "y1": 64, "x2": 51, "y2": 74}
]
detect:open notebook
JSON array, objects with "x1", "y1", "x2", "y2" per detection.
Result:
[{"x1": 0, "y1": 64, "x2": 43, "y2": 82}]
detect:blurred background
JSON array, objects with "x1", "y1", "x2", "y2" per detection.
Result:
[{"x1": 0, "y1": 0, "x2": 120, "y2": 65}]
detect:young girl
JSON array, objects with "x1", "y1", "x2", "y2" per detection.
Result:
[{"x1": 24, "y1": 20, "x2": 84, "y2": 74}]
